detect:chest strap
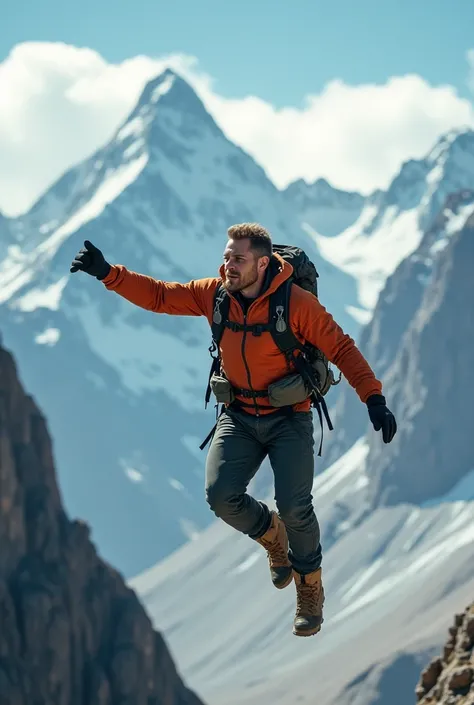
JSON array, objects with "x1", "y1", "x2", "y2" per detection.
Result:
[{"x1": 224, "y1": 320, "x2": 272, "y2": 336}]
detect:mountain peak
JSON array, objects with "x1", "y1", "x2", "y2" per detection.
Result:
[
  {"x1": 136, "y1": 67, "x2": 178, "y2": 106},
  {"x1": 100, "y1": 65, "x2": 225, "y2": 175},
  {"x1": 133, "y1": 67, "x2": 206, "y2": 114},
  {"x1": 368, "y1": 126, "x2": 474, "y2": 234},
  {"x1": 20, "y1": 66, "x2": 225, "y2": 237},
  {"x1": 284, "y1": 175, "x2": 363, "y2": 202}
]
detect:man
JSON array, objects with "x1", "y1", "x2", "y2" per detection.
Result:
[{"x1": 70, "y1": 222, "x2": 397, "y2": 638}]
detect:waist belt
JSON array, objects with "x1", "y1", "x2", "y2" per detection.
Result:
[{"x1": 234, "y1": 387, "x2": 268, "y2": 399}]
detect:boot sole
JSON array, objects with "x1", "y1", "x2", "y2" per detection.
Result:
[{"x1": 292, "y1": 622, "x2": 323, "y2": 637}]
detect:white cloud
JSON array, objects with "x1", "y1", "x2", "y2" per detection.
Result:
[
  {"x1": 1, "y1": 41, "x2": 474, "y2": 217},
  {"x1": 205, "y1": 74, "x2": 474, "y2": 194},
  {"x1": 0, "y1": 42, "x2": 195, "y2": 217}
]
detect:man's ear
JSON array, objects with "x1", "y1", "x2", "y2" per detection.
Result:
[{"x1": 258, "y1": 256, "x2": 270, "y2": 273}]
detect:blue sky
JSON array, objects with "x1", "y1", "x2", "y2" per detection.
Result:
[
  {"x1": 2, "y1": 0, "x2": 474, "y2": 216},
  {"x1": 3, "y1": 0, "x2": 474, "y2": 107}
]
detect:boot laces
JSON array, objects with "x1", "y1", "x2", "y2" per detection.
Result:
[
  {"x1": 259, "y1": 535, "x2": 288, "y2": 566},
  {"x1": 296, "y1": 581, "x2": 321, "y2": 616}
]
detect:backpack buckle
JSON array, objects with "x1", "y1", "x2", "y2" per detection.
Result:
[{"x1": 275, "y1": 305, "x2": 287, "y2": 333}]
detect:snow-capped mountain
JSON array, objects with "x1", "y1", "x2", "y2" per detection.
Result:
[
  {"x1": 131, "y1": 192, "x2": 474, "y2": 705},
  {"x1": 283, "y1": 176, "x2": 366, "y2": 237},
  {"x1": 304, "y1": 128, "x2": 474, "y2": 324},
  {"x1": 2, "y1": 62, "x2": 474, "y2": 587},
  {"x1": 317, "y1": 191, "x2": 474, "y2": 535},
  {"x1": 0, "y1": 68, "x2": 359, "y2": 578},
  {"x1": 363, "y1": 205, "x2": 474, "y2": 511},
  {"x1": 314, "y1": 186, "x2": 474, "y2": 474}
]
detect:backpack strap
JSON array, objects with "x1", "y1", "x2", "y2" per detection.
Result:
[
  {"x1": 204, "y1": 282, "x2": 272, "y2": 412},
  {"x1": 211, "y1": 282, "x2": 230, "y2": 346},
  {"x1": 203, "y1": 282, "x2": 230, "y2": 408},
  {"x1": 269, "y1": 278, "x2": 306, "y2": 357},
  {"x1": 199, "y1": 283, "x2": 231, "y2": 450},
  {"x1": 269, "y1": 279, "x2": 334, "y2": 456}
]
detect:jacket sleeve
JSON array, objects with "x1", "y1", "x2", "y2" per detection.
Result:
[
  {"x1": 101, "y1": 264, "x2": 217, "y2": 318},
  {"x1": 293, "y1": 287, "x2": 382, "y2": 403}
]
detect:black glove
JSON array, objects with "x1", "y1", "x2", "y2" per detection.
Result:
[
  {"x1": 366, "y1": 394, "x2": 397, "y2": 443},
  {"x1": 70, "y1": 240, "x2": 111, "y2": 280}
]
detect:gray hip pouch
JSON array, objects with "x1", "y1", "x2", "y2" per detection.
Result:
[
  {"x1": 267, "y1": 373, "x2": 310, "y2": 407},
  {"x1": 210, "y1": 373, "x2": 235, "y2": 404}
]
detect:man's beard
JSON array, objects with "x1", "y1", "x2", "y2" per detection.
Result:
[{"x1": 224, "y1": 266, "x2": 258, "y2": 293}]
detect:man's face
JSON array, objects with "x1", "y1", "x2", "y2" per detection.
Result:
[{"x1": 223, "y1": 238, "x2": 265, "y2": 293}]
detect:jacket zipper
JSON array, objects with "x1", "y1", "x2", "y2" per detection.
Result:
[{"x1": 240, "y1": 309, "x2": 260, "y2": 416}]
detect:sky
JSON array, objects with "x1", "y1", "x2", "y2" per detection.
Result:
[{"x1": 1, "y1": 0, "x2": 474, "y2": 216}]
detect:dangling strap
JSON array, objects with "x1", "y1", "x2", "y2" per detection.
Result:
[
  {"x1": 287, "y1": 351, "x2": 332, "y2": 455},
  {"x1": 204, "y1": 348, "x2": 220, "y2": 408},
  {"x1": 319, "y1": 394, "x2": 333, "y2": 431},
  {"x1": 199, "y1": 404, "x2": 225, "y2": 450}
]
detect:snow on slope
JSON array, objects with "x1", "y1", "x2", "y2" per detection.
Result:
[
  {"x1": 131, "y1": 440, "x2": 474, "y2": 705},
  {"x1": 0, "y1": 138, "x2": 149, "y2": 305},
  {"x1": 309, "y1": 202, "x2": 421, "y2": 310},
  {"x1": 304, "y1": 128, "x2": 474, "y2": 318}
]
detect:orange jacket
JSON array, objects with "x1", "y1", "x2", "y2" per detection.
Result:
[{"x1": 101, "y1": 253, "x2": 382, "y2": 413}]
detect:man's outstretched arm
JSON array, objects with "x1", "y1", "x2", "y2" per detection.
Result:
[
  {"x1": 70, "y1": 239, "x2": 216, "y2": 317},
  {"x1": 102, "y1": 264, "x2": 217, "y2": 316}
]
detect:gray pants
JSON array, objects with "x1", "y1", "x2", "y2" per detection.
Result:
[{"x1": 205, "y1": 406, "x2": 322, "y2": 575}]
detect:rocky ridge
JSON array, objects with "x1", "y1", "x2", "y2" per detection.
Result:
[
  {"x1": 0, "y1": 336, "x2": 204, "y2": 705},
  {"x1": 416, "y1": 601, "x2": 474, "y2": 705}
]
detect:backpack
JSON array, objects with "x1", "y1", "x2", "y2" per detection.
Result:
[{"x1": 200, "y1": 244, "x2": 342, "y2": 455}]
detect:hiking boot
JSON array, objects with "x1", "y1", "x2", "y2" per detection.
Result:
[
  {"x1": 255, "y1": 511, "x2": 293, "y2": 589},
  {"x1": 293, "y1": 568, "x2": 325, "y2": 637}
]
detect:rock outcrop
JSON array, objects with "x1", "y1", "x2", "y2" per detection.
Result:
[
  {"x1": 416, "y1": 601, "x2": 474, "y2": 704},
  {"x1": 0, "y1": 338, "x2": 205, "y2": 705}
]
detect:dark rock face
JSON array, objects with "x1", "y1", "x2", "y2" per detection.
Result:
[
  {"x1": 416, "y1": 601, "x2": 474, "y2": 704},
  {"x1": 0, "y1": 341, "x2": 205, "y2": 705}
]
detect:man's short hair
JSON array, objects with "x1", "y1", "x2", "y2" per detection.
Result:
[{"x1": 227, "y1": 222, "x2": 272, "y2": 259}]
